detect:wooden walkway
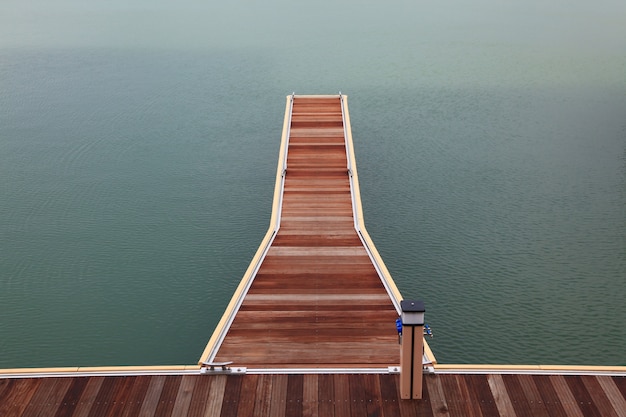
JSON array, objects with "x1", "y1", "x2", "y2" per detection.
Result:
[
  {"x1": 3, "y1": 95, "x2": 625, "y2": 416},
  {"x1": 203, "y1": 95, "x2": 406, "y2": 369},
  {"x1": 2, "y1": 373, "x2": 625, "y2": 417}
]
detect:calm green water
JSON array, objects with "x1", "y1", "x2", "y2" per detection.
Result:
[{"x1": 1, "y1": 0, "x2": 625, "y2": 368}]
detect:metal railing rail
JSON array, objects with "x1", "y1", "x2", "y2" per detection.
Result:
[
  {"x1": 276, "y1": 93, "x2": 295, "y2": 227},
  {"x1": 3, "y1": 363, "x2": 625, "y2": 378}
]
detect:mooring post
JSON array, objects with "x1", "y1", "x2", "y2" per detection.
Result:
[{"x1": 399, "y1": 299, "x2": 425, "y2": 400}]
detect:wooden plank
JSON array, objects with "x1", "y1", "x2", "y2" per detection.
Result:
[
  {"x1": 378, "y1": 374, "x2": 400, "y2": 417},
  {"x1": 596, "y1": 376, "x2": 626, "y2": 417},
  {"x1": 517, "y1": 374, "x2": 550, "y2": 417},
  {"x1": 137, "y1": 375, "x2": 166, "y2": 417},
  {"x1": 271, "y1": 235, "x2": 361, "y2": 247},
  {"x1": 235, "y1": 374, "x2": 258, "y2": 417},
  {"x1": 231, "y1": 309, "x2": 397, "y2": 324},
  {"x1": 186, "y1": 375, "x2": 212, "y2": 417},
  {"x1": 362, "y1": 374, "x2": 382, "y2": 417},
  {"x1": 288, "y1": 137, "x2": 344, "y2": 145},
  {"x1": 259, "y1": 257, "x2": 374, "y2": 268},
  {"x1": 71, "y1": 377, "x2": 104, "y2": 417},
  {"x1": 289, "y1": 129, "x2": 344, "y2": 138},
  {"x1": 253, "y1": 374, "x2": 273, "y2": 417},
  {"x1": 277, "y1": 225, "x2": 355, "y2": 234},
  {"x1": 563, "y1": 376, "x2": 602, "y2": 417},
  {"x1": 0, "y1": 379, "x2": 41, "y2": 417},
  {"x1": 170, "y1": 375, "x2": 197, "y2": 417},
  {"x1": 204, "y1": 375, "x2": 227, "y2": 417},
  {"x1": 54, "y1": 376, "x2": 90, "y2": 417},
  {"x1": 21, "y1": 377, "x2": 69, "y2": 417},
  {"x1": 286, "y1": 375, "x2": 304, "y2": 417},
  {"x1": 215, "y1": 343, "x2": 398, "y2": 368},
  {"x1": 318, "y1": 374, "x2": 335, "y2": 417},
  {"x1": 279, "y1": 209, "x2": 351, "y2": 217},
  {"x1": 242, "y1": 294, "x2": 389, "y2": 302},
  {"x1": 120, "y1": 376, "x2": 152, "y2": 417},
  {"x1": 251, "y1": 263, "x2": 380, "y2": 275},
  {"x1": 267, "y1": 247, "x2": 367, "y2": 257},
  {"x1": 348, "y1": 374, "x2": 367, "y2": 417},
  {"x1": 86, "y1": 375, "x2": 119, "y2": 417},
  {"x1": 596, "y1": 377, "x2": 626, "y2": 417},
  {"x1": 502, "y1": 374, "x2": 534, "y2": 417},
  {"x1": 333, "y1": 374, "x2": 351, "y2": 417},
  {"x1": 283, "y1": 189, "x2": 350, "y2": 195},
  {"x1": 614, "y1": 376, "x2": 626, "y2": 398},
  {"x1": 580, "y1": 376, "x2": 619, "y2": 417},
  {"x1": 464, "y1": 375, "x2": 499, "y2": 417},
  {"x1": 269, "y1": 374, "x2": 289, "y2": 417},
  {"x1": 549, "y1": 375, "x2": 585, "y2": 417},
  {"x1": 454, "y1": 375, "x2": 482, "y2": 417},
  {"x1": 287, "y1": 158, "x2": 346, "y2": 166},
  {"x1": 153, "y1": 375, "x2": 182, "y2": 417},
  {"x1": 248, "y1": 273, "x2": 385, "y2": 287},
  {"x1": 438, "y1": 375, "x2": 467, "y2": 417},
  {"x1": 219, "y1": 375, "x2": 243, "y2": 417},
  {"x1": 0, "y1": 378, "x2": 11, "y2": 400},
  {"x1": 235, "y1": 302, "x2": 396, "y2": 312},
  {"x1": 425, "y1": 374, "x2": 451, "y2": 417},
  {"x1": 104, "y1": 376, "x2": 137, "y2": 417},
  {"x1": 531, "y1": 375, "x2": 568, "y2": 417},
  {"x1": 302, "y1": 374, "x2": 318, "y2": 417},
  {"x1": 247, "y1": 280, "x2": 385, "y2": 293},
  {"x1": 217, "y1": 330, "x2": 397, "y2": 343},
  {"x1": 486, "y1": 374, "x2": 516, "y2": 417},
  {"x1": 236, "y1": 301, "x2": 396, "y2": 311}
]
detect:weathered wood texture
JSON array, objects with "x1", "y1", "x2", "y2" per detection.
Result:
[
  {"x1": 1, "y1": 373, "x2": 624, "y2": 417},
  {"x1": 214, "y1": 96, "x2": 399, "y2": 368}
]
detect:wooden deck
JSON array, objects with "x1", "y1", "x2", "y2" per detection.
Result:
[
  {"x1": 2, "y1": 372, "x2": 625, "y2": 417},
  {"x1": 2, "y1": 95, "x2": 626, "y2": 416},
  {"x1": 207, "y1": 96, "x2": 402, "y2": 369}
]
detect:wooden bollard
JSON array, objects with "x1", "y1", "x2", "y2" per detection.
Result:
[{"x1": 399, "y1": 300, "x2": 425, "y2": 400}]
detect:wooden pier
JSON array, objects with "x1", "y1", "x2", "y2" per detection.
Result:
[
  {"x1": 199, "y1": 94, "x2": 431, "y2": 370},
  {"x1": 1, "y1": 94, "x2": 625, "y2": 416}
]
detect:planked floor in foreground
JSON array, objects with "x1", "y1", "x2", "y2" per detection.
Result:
[
  {"x1": 212, "y1": 96, "x2": 400, "y2": 368},
  {"x1": 2, "y1": 373, "x2": 625, "y2": 417}
]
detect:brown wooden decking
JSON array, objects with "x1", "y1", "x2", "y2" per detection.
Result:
[
  {"x1": 211, "y1": 96, "x2": 400, "y2": 369},
  {"x1": 2, "y1": 373, "x2": 625, "y2": 417}
]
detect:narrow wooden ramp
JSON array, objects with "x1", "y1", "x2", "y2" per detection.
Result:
[{"x1": 204, "y1": 95, "x2": 401, "y2": 369}]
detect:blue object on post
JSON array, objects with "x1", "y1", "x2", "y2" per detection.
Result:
[{"x1": 395, "y1": 317, "x2": 403, "y2": 334}]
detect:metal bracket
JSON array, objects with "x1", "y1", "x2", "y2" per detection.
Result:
[{"x1": 200, "y1": 361, "x2": 243, "y2": 374}]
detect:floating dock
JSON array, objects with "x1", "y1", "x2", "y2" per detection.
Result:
[
  {"x1": 199, "y1": 94, "x2": 434, "y2": 370},
  {"x1": 1, "y1": 94, "x2": 625, "y2": 416}
]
